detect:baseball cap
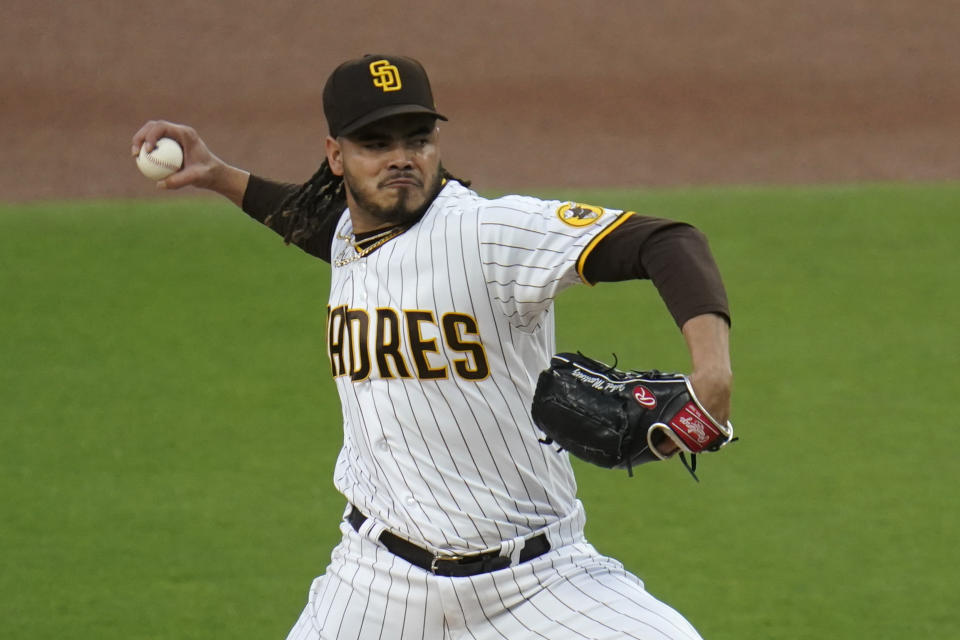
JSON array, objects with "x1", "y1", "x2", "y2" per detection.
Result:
[{"x1": 323, "y1": 54, "x2": 447, "y2": 138}]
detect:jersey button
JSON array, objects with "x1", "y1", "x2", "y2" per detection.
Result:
[
  {"x1": 404, "y1": 495, "x2": 418, "y2": 507},
  {"x1": 376, "y1": 439, "x2": 389, "y2": 453}
]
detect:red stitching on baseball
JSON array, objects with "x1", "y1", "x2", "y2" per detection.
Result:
[{"x1": 145, "y1": 154, "x2": 180, "y2": 171}]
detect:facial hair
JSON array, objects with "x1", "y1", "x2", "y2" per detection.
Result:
[{"x1": 343, "y1": 165, "x2": 444, "y2": 227}]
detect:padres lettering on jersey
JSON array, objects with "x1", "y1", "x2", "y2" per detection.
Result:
[{"x1": 327, "y1": 306, "x2": 490, "y2": 381}]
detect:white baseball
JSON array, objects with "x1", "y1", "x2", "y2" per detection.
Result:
[{"x1": 136, "y1": 137, "x2": 184, "y2": 181}]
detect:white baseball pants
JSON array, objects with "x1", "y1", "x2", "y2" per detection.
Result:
[{"x1": 284, "y1": 517, "x2": 703, "y2": 640}]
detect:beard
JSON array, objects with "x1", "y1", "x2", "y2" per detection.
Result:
[{"x1": 343, "y1": 165, "x2": 444, "y2": 227}]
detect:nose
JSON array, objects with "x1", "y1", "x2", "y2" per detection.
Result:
[{"x1": 386, "y1": 145, "x2": 414, "y2": 170}]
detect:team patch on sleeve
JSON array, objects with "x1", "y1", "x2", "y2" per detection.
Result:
[{"x1": 556, "y1": 202, "x2": 604, "y2": 227}]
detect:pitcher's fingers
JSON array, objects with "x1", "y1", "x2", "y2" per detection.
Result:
[
  {"x1": 157, "y1": 162, "x2": 204, "y2": 190},
  {"x1": 131, "y1": 120, "x2": 179, "y2": 156}
]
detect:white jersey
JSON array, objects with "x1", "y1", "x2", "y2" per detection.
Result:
[
  {"x1": 286, "y1": 179, "x2": 705, "y2": 640},
  {"x1": 325, "y1": 180, "x2": 633, "y2": 553},
  {"x1": 327, "y1": 181, "x2": 626, "y2": 551}
]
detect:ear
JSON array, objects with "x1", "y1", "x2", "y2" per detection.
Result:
[{"x1": 325, "y1": 136, "x2": 344, "y2": 176}]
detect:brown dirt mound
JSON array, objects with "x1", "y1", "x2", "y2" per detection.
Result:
[{"x1": 2, "y1": 0, "x2": 959, "y2": 202}]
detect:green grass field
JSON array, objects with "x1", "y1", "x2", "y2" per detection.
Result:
[{"x1": 2, "y1": 183, "x2": 958, "y2": 639}]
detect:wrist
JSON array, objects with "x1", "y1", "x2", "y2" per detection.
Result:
[
  {"x1": 210, "y1": 164, "x2": 251, "y2": 207},
  {"x1": 691, "y1": 363, "x2": 732, "y2": 385}
]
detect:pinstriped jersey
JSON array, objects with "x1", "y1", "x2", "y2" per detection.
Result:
[{"x1": 327, "y1": 180, "x2": 632, "y2": 553}]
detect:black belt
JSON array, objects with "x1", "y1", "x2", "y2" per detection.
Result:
[{"x1": 347, "y1": 505, "x2": 551, "y2": 578}]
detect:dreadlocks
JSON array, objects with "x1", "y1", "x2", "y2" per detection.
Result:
[
  {"x1": 265, "y1": 159, "x2": 343, "y2": 246},
  {"x1": 265, "y1": 160, "x2": 471, "y2": 246}
]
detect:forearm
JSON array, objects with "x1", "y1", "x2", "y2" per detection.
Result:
[
  {"x1": 206, "y1": 164, "x2": 251, "y2": 208},
  {"x1": 682, "y1": 313, "x2": 732, "y2": 423}
]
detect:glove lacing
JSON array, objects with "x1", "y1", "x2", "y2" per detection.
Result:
[{"x1": 679, "y1": 452, "x2": 699, "y2": 483}]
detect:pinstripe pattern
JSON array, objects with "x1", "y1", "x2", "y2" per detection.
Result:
[
  {"x1": 290, "y1": 181, "x2": 703, "y2": 639},
  {"x1": 285, "y1": 520, "x2": 702, "y2": 640},
  {"x1": 330, "y1": 182, "x2": 606, "y2": 552}
]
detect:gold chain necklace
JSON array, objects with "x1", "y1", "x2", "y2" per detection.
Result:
[
  {"x1": 334, "y1": 225, "x2": 408, "y2": 267},
  {"x1": 336, "y1": 225, "x2": 399, "y2": 249}
]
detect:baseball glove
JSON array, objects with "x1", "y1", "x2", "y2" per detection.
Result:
[{"x1": 531, "y1": 352, "x2": 735, "y2": 479}]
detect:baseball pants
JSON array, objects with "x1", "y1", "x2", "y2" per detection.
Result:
[{"x1": 284, "y1": 513, "x2": 703, "y2": 640}]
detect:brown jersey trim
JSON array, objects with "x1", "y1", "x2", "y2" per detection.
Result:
[{"x1": 576, "y1": 211, "x2": 636, "y2": 284}]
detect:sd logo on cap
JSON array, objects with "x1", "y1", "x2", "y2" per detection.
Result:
[{"x1": 369, "y1": 60, "x2": 402, "y2": 92}]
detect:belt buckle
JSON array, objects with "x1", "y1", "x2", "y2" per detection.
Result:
[
  {"x1": 430, "y1": 553, "x2": 461, "y2": 575},
  {"x1": 431, "y1": 551, "x2": 511, "y2": 577}
]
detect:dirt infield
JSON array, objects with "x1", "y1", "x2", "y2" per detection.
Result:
[{"x1": 3, "y1": 1, "x2": 959, "y2": 202}]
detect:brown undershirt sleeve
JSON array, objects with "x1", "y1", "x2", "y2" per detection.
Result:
[
  {"x1": 240, "y1": 174, "x2": 339, "y2": 263},
  {"x1": 241, "y1": 174, "x2": 299, "y2": 223},
  {"x1": 582, "y1": 214, "x2": 731, "y2": 328}
]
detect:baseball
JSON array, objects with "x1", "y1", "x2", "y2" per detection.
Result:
[{"x1": 136, "y1": 137, "x2": 183, "y2": 181}]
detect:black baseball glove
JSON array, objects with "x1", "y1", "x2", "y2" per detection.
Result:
[{"x1": 531, "y1": 352, "x2": 735, "y2": 479}]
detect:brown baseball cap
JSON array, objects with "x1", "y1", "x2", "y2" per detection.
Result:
[{"x1": 323, "y1": 54, "x2": 447, "y2": 138}]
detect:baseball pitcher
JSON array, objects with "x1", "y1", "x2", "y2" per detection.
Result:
[{"x1": 132, "y1": 53, "x2": 733, "y2": 640}]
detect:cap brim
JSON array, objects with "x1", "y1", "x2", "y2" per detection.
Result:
[{"x1": 337, "y1": 104, "x2": 447, "y2": 138}]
